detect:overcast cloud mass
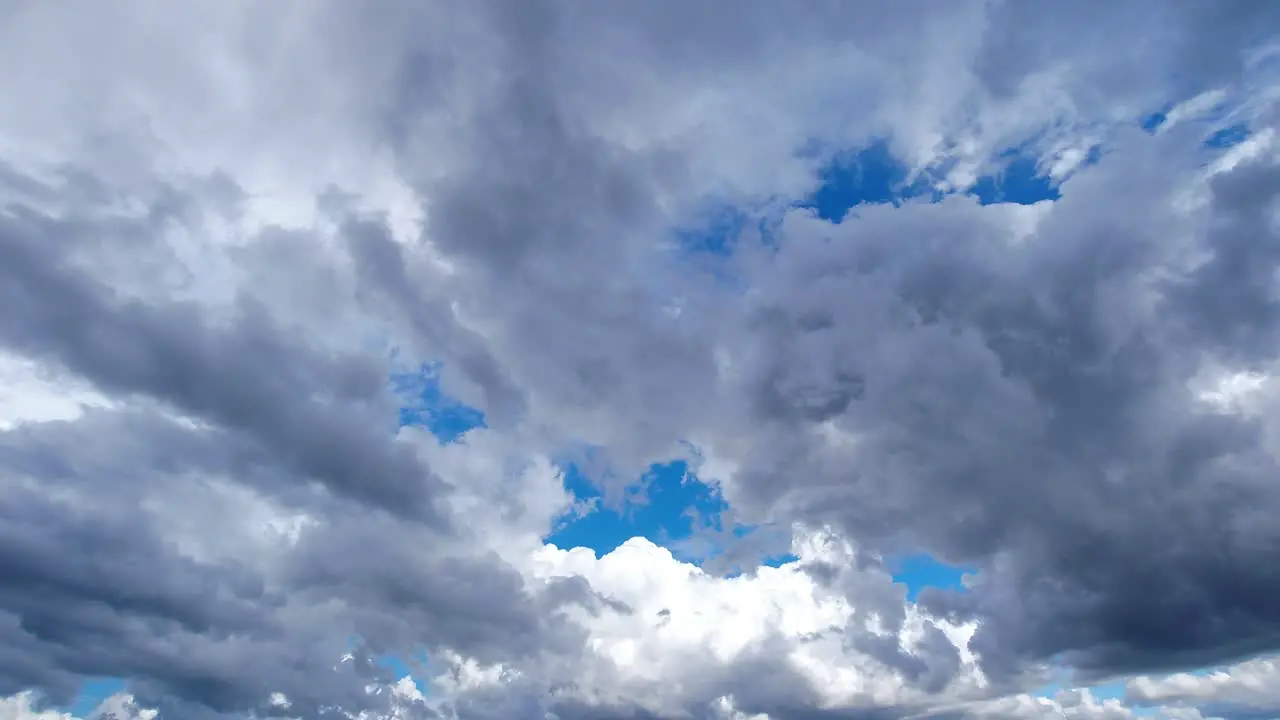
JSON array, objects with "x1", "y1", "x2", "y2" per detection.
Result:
[{"x1": 2, "y1": 1, "x2": 1280, "y2": 719}]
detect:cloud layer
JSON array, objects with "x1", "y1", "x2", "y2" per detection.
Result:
[{"x1": 2, "y1": 1, "x2": 1280, "y2": 718}]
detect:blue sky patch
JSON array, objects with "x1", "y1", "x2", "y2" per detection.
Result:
[
  {"x1": 888, "y1": 553, "x2": 974, "y2": 601},
  {"x1": 546, "y1": 460, "x2": 729, "y2": 560},
  {"x1": 801, "y1": 139, "x2": 939, "y2": 223},
  {"x1": 376, "y1": 653, "x2": 430, "y2": 694},
  {"x1": 674, "y1": 202, "x2": 750, "y2": 257},
  {"x1": 1031, "y1": 677, "x2": 1126, "y2": 701},
  {"x1": 390, "y1": 362, "x2": 486, "y2": 442},
  {"x1": 968, "y1": 148, "x2": 1062, "y2": 206},
  {"x1": 385, "y1": 371, "x2": 795, "y2": 568},
  {"x1": 64, "y1": 677, "x2": 126, "y2": 716},
  {"x1": 798, "y1": 137, "x2": 1064, "y2": 224},
  {"x1": 545, "y1": 459, "x2": 801, "y2": 571},
  {"x1": 1204, "y1": 122, "x2": 1251, "y2": 149},
  {"x1": 1140, "y1": 107, "x2": 1171, "y2": 133},
  {"x1": 377, "y1": 654, "x2": 414, "y2": 680},
  {"x1": 1140, "y1": 93, "x2": 1251, "y2": 151}
]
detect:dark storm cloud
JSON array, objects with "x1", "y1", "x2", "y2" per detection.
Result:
[
  {"x1": 0, "y1": 477, "x2": 375, "y2": 717},
  {"x1": 0, "y1": 162, "x2": 594, "y2": 715},
  {"x1": 960, "y1": 160, "x2": 1280, "y2": 678},
  {"x1": 0, "y1": 405, "x2": 419, "y2": 716},
  {"x1": 0, "y1": 169, "x2": 449, "y2": 523},
  {"x1": 720, "y1": 128, "x2": 1280, "y2": 682},
  {"x1": 0, "y1": 404, "x2": 601, "y2": 718},
  {"x1": 390, "y1": 0, "x2": 730, "y2": 485},
  {"x1": 1167, "y1": 161, "x2": 1280, "y2": 360},
  {"x1": 283, "y1": 512, "x2": 601, "y2": 666},
  {"x1": 341, "y1": 214, "x2": 526, "y2": 427}
]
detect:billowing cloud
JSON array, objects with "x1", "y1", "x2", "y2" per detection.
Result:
[{"x1": 2, "y1": 0, "x2": 1280, "y2": 719}]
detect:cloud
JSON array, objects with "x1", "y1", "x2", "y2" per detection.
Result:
[
  {"x1": 712, "y1": 126, "x2": 1280, "y2": 680},
  {"x1": 2, "y1": 0, "x2": 1280, "y2": 718},
  {"x1": 1127, "y1": 656, "x2": 1280, "y2": 719}
]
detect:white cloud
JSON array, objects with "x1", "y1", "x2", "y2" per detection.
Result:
[
  {"x1": 494, "y1": 524, "x2": 981, "y2": 714},
  {"x1": 0, "y1": 693, "x2": 74, "y2": 720},
  {"x1": 1128, "y1": 656, "x2": 1280, "y2": 713},
  {"x1": 0, "y1": 353, "x2": 112, "y2": 430},
  {"x1": 957, "y1": 689, "x2": 1137, "y2": 720},
  {"x1": 0, "y1": 693, "x2": 155, "y2": 720}
]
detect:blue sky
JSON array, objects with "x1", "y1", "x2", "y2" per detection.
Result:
[
  {"x1": 390, "y1": 361, "x2": 486, "y2": 443},
  {"x1": 1142, "y1": 99, "x2": 1255, "y2": 150},
  {"x1": 66, "y1": 679, "x2": 125, "y2": 717},
  {"x1": 545, "y1": 460, "x2": 727, "y2": 558}
]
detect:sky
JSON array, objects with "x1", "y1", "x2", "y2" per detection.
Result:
[{"x1": 2, "y1": 2, "x2": 1280, "y2": 719}]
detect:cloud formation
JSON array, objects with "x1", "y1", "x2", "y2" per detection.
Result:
[{"x1": 2, "y1": 0, "x2": 1280, "y2": 718}]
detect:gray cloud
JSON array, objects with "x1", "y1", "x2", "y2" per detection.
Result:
[
  {"x1": 0, "y1": 174, "x2": 448, "y2": 522},
  {"x1": 3, "y1": 0, "x2": 1280, "y2": 718},
  {"x1": 717, "y1": 132, "x2": 1280, "y2": 680},
  {"x1": 0, "y1": 162, "x2": 597, "y2": 716}
]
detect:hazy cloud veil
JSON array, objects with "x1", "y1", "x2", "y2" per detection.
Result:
[{"x1": 1, "y1": 1, "x2": 1280, "y2": 719}]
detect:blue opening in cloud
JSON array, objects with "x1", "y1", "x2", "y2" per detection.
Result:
[
  {"x1": 341, "y1": 635, "x2": 431, "y2": 697},
  {"x1": 388, "y1": 368, "x2": 784, "y2": 568},
  {"x1": 377, "y1": 655, "x2": 414, "y2": 680},
  {"x1": 1032, "y1": 677, "x2": 1128, "y2": 702},
  {"x1": 1140, "y1": 106, "x2": 1172, "y2": 133},
  {"x1": 1139, "y1": 93, "x2": 1252, "y2": 151},
  {"x1": 376, "y1": 653, "x2": 430, "y2": 694},
  {"x1": 546, "y1": 458, "x2": 800, "y2": 570},
  {"x1": 675, "y1": 203, "x2": 751, "y2": 257},
  {"x1": 801, "y1": 139, "x2": 939, "y2": 223},
  {"x1": 670, "y1": 198, "x2": 787, "y2": 283},
  {"x1": 799, "y1": 137, "x2": 1065, "y2": 224},
  {"x1": 968, "y1": 147, "x2": 1062, "y2": 206},
  {"x1": 1204, "y1": 122, "x2": 1251, "y2": 149},
  {"x1": 64, "y1": 677, "x2": 125, "y2": 716},
  {"x1": 546, "y1": 460, "x2": 726, "y2": 558},
  {"x1": 391, "y1": 362, "x2": 486, "y2": 442},
  {"x1": 889, "y1": 553, "x2": 975, "y2": 602}
]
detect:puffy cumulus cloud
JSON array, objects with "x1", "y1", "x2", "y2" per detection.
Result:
[
  {"x1": 0, "y1": 693, "x2": 77, "y2": 720},
  {"x1": 3, "y1": 0, "x2": 1280, "y2": 719},
  {"x1": 521, "y1": 529, "x2": 979, "y2": 717}
]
